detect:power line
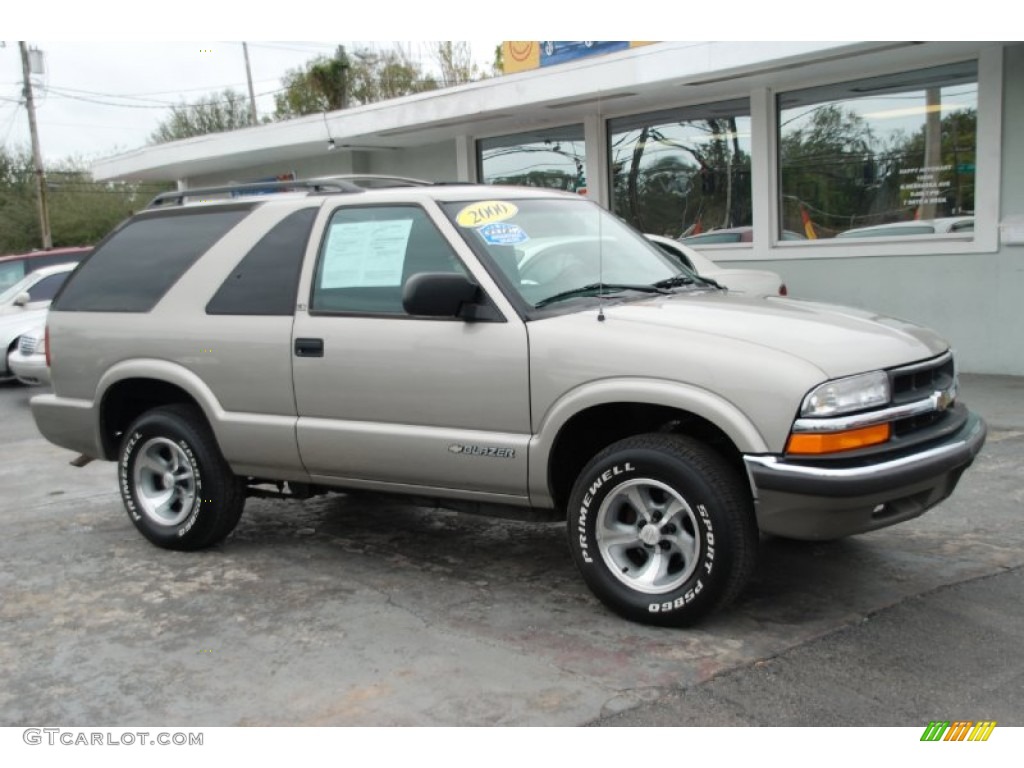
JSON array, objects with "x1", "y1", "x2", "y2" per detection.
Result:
[
  {"x1": 1, "y1": 102, "x2": 23, "y2": 144},
  {"x1": 38, "y1": 84, "x2": 291, "y2": 110}
]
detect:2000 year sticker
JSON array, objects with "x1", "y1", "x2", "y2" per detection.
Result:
[{"x1": 456, "y1": 200, "x2": 518, "y2": 228}]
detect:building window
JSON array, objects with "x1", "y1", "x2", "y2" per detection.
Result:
[
  {"x1": 478, "y1": 125, "x2": 587, "y2": 193},
  {"x1": 778, "y1": 61, "x2": 978, "y2": 241},
  {"x1": 608, "y1": 99, "x2": 752, "y2": 241}
]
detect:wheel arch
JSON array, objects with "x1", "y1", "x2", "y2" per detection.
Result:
[
  {"x1": 530, "y1": 378, "x2": 768, "y2": 512},
  {"x1": 97, "y1": 360, "x2": 225, "y2": 460}
]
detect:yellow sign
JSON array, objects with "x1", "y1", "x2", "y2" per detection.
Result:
[
  {"x1": 502, "y1": 42, "x2": 540, "y2": 74},
  {"x1": 456, "y1": 201, "x2": 519, "y2": 228}
]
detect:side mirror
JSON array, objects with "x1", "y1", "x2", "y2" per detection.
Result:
[
  {"x1": 13, "y1": 292, "x2": 31, "y2": 307},
  {"x1": 402, "y1": 272, "x2": 480, "y2": 318}
]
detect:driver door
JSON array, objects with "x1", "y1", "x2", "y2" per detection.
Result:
[{"x1": 291, "y1": 203, "x2": 531, "y2": 502}]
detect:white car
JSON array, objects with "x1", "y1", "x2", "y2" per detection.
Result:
[
  {"x1": 7, "y1": 324, "x2": 48, "y2": 386},
  {"x1": 835, "y1": 217, "x2": 974, "y2": 239},
  {"x1": 1, "y1": 263, "x2": 76, "y2": 383},
  {"x1": 645, "y1": 234, "x2": 788, "y2": 296}
]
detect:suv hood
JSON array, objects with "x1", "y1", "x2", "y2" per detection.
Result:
[{"x1": 601, "y1": 292, "x2": 948, "y2": 378}]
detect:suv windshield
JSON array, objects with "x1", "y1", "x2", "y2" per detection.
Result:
[{"x1": 442, "y1": 197, "x2": 690, "y2": 309}]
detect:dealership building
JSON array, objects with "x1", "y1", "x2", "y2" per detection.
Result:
[{"x1": 93, "y1": 41, "x2": 1023, "y2": 375}]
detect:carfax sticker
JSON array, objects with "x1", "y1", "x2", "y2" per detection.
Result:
[
  {"x1": 478, "y1": 222, "x2": 529, "y2": 245},
  {"x1": 456, "y1": 200, "x2": 518, "y2": 227}
]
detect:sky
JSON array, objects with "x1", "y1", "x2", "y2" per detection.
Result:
[
  {"x1": 0, "y1": 40, "x2": 499, "y2": 164},
  {"x1": 3, "y1": 3, "x2": 1002, "y2": 167}
]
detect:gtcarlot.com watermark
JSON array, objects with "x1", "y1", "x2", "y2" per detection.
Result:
[{"x1": 23, "y1": 728, "x2": 203, "y2": 746}]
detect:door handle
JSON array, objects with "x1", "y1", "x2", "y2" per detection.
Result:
[{"x1": 294, "y1": 338, "x2": 324, "y2": 357}]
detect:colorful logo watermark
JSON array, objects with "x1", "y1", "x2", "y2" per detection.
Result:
[{"x1": 920, "y1": 721, "x2": 997, "y2": 741}]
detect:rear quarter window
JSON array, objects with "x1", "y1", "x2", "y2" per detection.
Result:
[
  {"x1": 206, "y1": 208, "x2": 316, "y2": 316},
  {"x1": 54, "y1": 208, "x2": 250, "y2": 312}
]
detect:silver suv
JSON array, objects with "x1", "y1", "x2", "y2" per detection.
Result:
[{"x1": 31, "y1": 179, "x2": 986, "y2": 626}]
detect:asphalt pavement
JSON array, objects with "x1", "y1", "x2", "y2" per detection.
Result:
[
  {"x1": 0, "y1": 374, "x2": 1021, "y2": 727},
  {"x1": 598, "y1": 373, "x2": 1024, "y2": 726}
]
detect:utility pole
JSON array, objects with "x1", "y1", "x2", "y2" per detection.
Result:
[
  {"x1": 242, "y1": 42, "x2": 258, "y2": 125},
  {"x1": 19, "y1": 41, "x2": 52, "y2": 249}
]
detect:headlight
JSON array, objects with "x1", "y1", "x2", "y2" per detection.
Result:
[{"x1": 800, "y1": 371, "x2": 890, "y2": 418}]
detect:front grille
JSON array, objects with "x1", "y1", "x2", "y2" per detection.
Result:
[
  {"x1": 18, "y1": 335, "x2": 38, "y2": 355},
  {"x1": 889, "y1": 352, "x2": 961, "y2": 442},
  {"x1": 890, "y1": 352, "x2": 955, "y2": 405}
]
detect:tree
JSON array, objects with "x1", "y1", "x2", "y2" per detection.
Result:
[
  {"x1": 274, "y1": 44, "x2": 437, "y2": 119},
  {"x1": 150, "y1": 89, "x2": 255, "y2": 144},
  {"x1": 778, "y1": 105, "x2": 877, "y2": 236},
  {"x1": 274, "y1": 46, "x2": 352, "y2": 117},
  {"x1": 0, "y1": 146, "x2": 170, "y2": 252},
  {"x1": 432, "y1": 41, "x2": 480, "y2": 87}
]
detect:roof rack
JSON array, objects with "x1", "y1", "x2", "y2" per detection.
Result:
[
  {"x1": 145, "y1": 174, "x2": 443, "y2": 209},
  {"x1": 146, "y1": 178, "x2": 365, "y2": 209},
  {"x1": 307, "y1": 174, "x2": 432, "y2": 188}
]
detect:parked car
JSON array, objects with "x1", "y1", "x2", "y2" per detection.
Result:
[
  {"x1": 680, "y1": 226, "x2": 805, "y2": 246},
  {"x1": 31, "y1": 178, "x2": 985, "y2": 627},
  {"x1": 7, "y1": 324, "x2": 48, "y2": 386},
  {"x1": 835, "y1": 217, "x2": 974, "y2": 239},
  {"x1": 1, "y1": 263, "x2": 77, "y2": 383},
  {"x1": 645, "y1": 234, "x2": 787, "y2": 296},
  {"x1": 0, "y1": 246, "x2": 89, "y2": 293}
]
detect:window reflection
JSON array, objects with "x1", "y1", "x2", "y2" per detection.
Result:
[
  {"x1": 478, "y1": 125, "x2": 588, "y2": 193},
  {"x1": 778, "y1": 61, "x2": 977, "y2": 240},
  {"x1": 608, "y1": 100, "x2": 752, "y2": 241}
]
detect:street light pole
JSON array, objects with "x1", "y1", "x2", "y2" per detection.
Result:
[{"x1": 19, "y1": 41, "x2": 52, "y2": 249}]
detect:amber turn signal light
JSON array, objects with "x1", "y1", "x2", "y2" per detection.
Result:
[{"x1": 786, "y1": 423, "x2": 891, "y2": 454}]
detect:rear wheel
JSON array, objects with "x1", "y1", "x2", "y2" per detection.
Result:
[
  {"x1": 118, "y1": 404, "x2": 244, "y2": 550},
  {"x1": 567, "y1": 434, "x2": 757, "y2": 626}
]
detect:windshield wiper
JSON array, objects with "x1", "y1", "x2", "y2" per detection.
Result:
[
  {"x1": 653, "y1": 273, "x2": 723, "y2": 290},
  {"x1": 535, "y1": 283, "x2": 669, "y2": 308}
]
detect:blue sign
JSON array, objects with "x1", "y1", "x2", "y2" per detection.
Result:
[
  {"x1": 478, "y1": 222, "x2": 529, "y2": 246},
  {"x1": 540, "y1": 41, "x2": 630, "y2": 67}
]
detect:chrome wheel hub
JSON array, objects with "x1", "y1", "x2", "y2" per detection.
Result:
[
  {"x1": 595, "y1": 478, "x2": 701, "y2": 594},
  {"x1": 132, "y1": 437, "x2": 197, "y2": 527}
]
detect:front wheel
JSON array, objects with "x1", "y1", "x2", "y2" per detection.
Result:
[
  {"x1": 119, "y1": 404, "x2": 244, "y2": 551},
  {"x1": 567, "y1": 434, "x2": 757, "y2": 626}
]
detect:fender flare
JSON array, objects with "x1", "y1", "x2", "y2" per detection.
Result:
[{"x1": 528, "y1": 377, "x2": 769, "y2": 508}]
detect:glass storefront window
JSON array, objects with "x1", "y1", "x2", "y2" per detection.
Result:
[
  {"x1": 608, "y1": 99, "x2": 752, "y2": 241},
  {"x1": 478, "y1": 125, "x2": 587, "y2": 193},
  {"x1": 778, "y1": 61, "x2": 978, "y2": 240}
]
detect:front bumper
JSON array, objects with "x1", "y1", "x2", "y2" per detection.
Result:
[
  {"x1": 744, "y1": 409, "x2": 987, "y2": 540},
  {"x1": 7, "y1": 349, "x2": 50, "y2": 386}
]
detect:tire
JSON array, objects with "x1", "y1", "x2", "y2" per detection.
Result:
[
  {"x1": 118, "y1": 404, "x2": 244, "y2": 551},
  {"x1": 567, "y1": 434, "x2": 757, "y2": 626}
]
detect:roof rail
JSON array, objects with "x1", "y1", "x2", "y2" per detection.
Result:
[
  {"x1": 307, "y1": 174, "x2": 432, "y2": 188},
  {"x1": 146, "y1": 178, "x2": 364, "y2": 209}
]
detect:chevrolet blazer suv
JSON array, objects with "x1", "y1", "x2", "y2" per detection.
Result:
[{"x1": 31, "y1": 178, "x2": 987, "y2": 626}]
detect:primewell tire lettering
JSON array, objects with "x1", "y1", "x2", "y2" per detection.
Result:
[
  {"x1": 576, "y1": 462, "x2": 635, "y2": 565},
  {"x1": 120, "y1": 431, "x2": 143, "y2": 522}
]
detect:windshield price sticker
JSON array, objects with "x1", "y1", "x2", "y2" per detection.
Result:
[
  {"x1": 478, "y1": 222, "x2": 529, "y2": 245},
  {"x1": 456, "y1": 200, "x2": 518, "y2": 228}
]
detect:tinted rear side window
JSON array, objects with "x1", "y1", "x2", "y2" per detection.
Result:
[
  {"x1": 206, "y1": 208, "x2": 316, "y2": 316},
  {"x1": 54, "y1": 209, "x2": 250, "y2": 312}
]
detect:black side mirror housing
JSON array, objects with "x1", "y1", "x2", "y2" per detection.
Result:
[{"x1": 402, "y1": 272, "x2": 481, "y2": 318}]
